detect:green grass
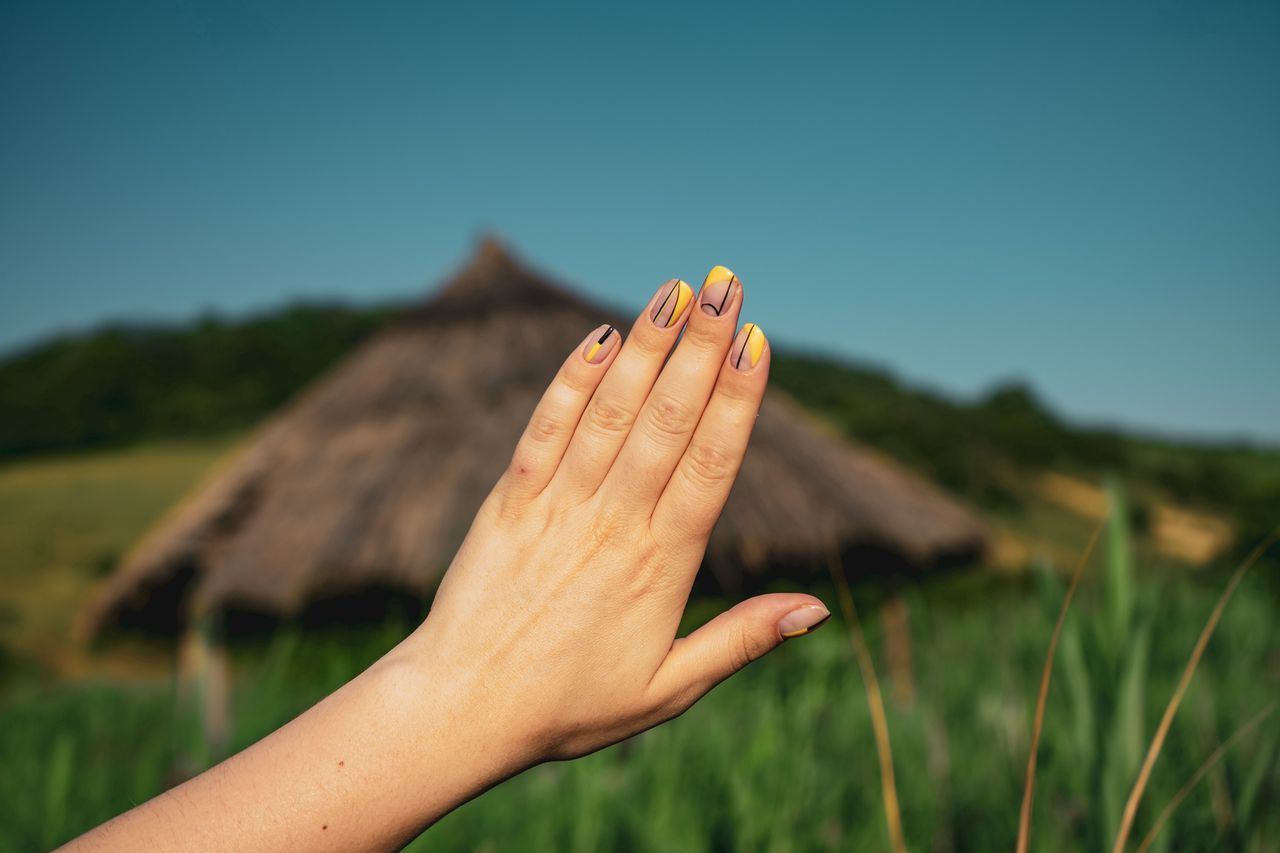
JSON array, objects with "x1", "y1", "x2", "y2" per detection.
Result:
[
  {"x1": 0, "y1": 436, "x2": 239, "y2": 669},
  {"x1": 2, "y1": 551, "x2": 1276, "y2": 851}
]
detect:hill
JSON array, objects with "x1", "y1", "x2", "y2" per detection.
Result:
[
  {"x1": 0, "y1": 306, "x2": 392, "y2": 458},
  {"x1": 1, "y1": 303, "x2": 1276, "y2": 552}
]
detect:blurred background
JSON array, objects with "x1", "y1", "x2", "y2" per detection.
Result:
[{"x1": 1, "y1": 1, "x2": 1278, "y2": 850}]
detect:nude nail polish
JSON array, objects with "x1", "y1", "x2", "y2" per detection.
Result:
[
  {"x1": 650, "y1": 279, "x2": 694, "y2": 328},
  {"x1": 699, "y1": 265, "x2": 738, "y2": 316},
  {"x1": 583, "y1": 325, "x2": 618, "y2": 364},
  {"x1": 778, "y1": 605, "x2": 831, "y2": 639},
  {"x1": 730, "y1": 323, "x2": 766, "y2": 370}
]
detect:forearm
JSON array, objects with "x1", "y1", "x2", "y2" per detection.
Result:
[{"x1": 69, "y1": 634, "x2": 531, "y2": 853}]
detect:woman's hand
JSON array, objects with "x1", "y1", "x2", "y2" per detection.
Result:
[
  {"x1": 69, "y1": 266, "x2": 828, "y2": 853},
  {"x1": 408, "y1": 266, "x2": 828, "y2": 762}
]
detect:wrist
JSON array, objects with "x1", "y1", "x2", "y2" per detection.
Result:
[{"x1": 377, "y1": 629, "x2": 543, "y2": 815}]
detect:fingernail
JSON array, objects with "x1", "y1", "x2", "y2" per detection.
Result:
[
  {"x1": 583, "y1": 324, "x2": 618, "y2": 364},
  {"x1": 650, "y1": 279, "x2": 694, "y2": 328},
  {"x1": 699, "y1": 265, "x2": 738, "y2": 316},
  {"x1": 778, "y1": 604, "x2": 831, "y2": 639},
  {"x1": 731, "y1": 323, "x2": 766, "y2": 370}
]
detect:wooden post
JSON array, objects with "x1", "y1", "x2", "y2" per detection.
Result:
[
  {"x1": 881, "y1": 585, "x2": 916, "y2": 709},
  {"x1": 177, "y1": 612, "x2": 231, "y2": 768}
]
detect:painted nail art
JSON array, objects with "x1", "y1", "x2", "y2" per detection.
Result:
[
  {"x1": 731, "y1": 323, "x2": 766, "y2": 370},
  {"x1": 699, "y1": 265, "x2": 738, "y2": 316},
  {"x1": 778, "y1": 605, "x2": 831, "y2": 639},
  {"x1": 650, "y1": 279, "x2": 694, "y2": 328},
  {"x1": 583, "y1": 325, "x2": 618, "y2": 364}
]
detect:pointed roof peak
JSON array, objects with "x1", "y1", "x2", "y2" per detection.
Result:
[
  {"x1": 407, "y1": 235, "x2": 593, "y2": 325},
  {"x1": 470, "y1": 233, "x2": 518, "y2": 273}
]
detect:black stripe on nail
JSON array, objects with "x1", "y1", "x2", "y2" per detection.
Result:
[
  {"x1": 734, "y1": 326, "x2": 754, "y2": 368},
  {"x1": 653, "y1": 282, "x2": 677, "y2": 324},
  {"x1": 715, "y1": 275, "x2": 735, "y2": 316},
  {"x1": 597, "y1": 325, "x2": 615, "y2": 344}
]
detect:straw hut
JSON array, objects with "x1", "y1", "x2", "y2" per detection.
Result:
[{"x1": 84, "y1": 239, "x2": 986, "y2": 638}]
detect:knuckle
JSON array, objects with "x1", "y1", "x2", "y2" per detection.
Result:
[
  {"x1": 526, "y1": 412, "x2": 565, "y2": 444},
  {"x1": 715, "y1": 378, "x2": 760, "y2": 406},
  {"x1": 558, "y1": 368, "x2": 596, "y2": 397},
  {"x1": 496, "y1": 494, "x2": 526, "y2": 524},
  {"x1": 589, "y1": 517, "x2": 615, "y2": 551},
  {"x1": 591, "y1": 502, "x2": 627, "y2": 539},
  {"x1": 585, "y1": 397, "x2": 635, "y2": 436},
  {"x1": 682, "y1": 321, "x2": 723, "y2": 352},
  {"x1": 652, "y1": 682, "x2": 701, "y2": 722},
  {"x1": 728, "y1": 628, "x2": 753, "y2": 672},
  {"x1": 663, "y1": 509, "x2": 708, "y2": 542},
  {"x1": 727, "y1": 626, "x2": 766, "y2": 673},
  {"x1": 631, "y1": 324, "x2": 673, "y2": 356},
  {"x1": 487, "y1": 482, "x2": 527, "y2": 523},
  {"x1": 644, "y1": 393, "x2": 697, "y2": 439},
  {"x1": 683, "y1": 441, "x2": 737, "y2": 487},
  {"x1": 593, "y1": 507, "x2": 646, "y2": 562}
]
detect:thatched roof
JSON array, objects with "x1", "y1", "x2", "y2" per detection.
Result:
[{"x1": 83, "y1": 239, "x2": 987, "y2": 637}]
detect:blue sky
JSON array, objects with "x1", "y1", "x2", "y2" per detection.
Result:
[{"x1": 2, "y1": 1, "x2": 1277, "y2": 440}]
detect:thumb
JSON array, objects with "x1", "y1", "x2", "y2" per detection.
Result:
[{"x1": 648, "y1": 593, "x2": 831, "y2": 715}]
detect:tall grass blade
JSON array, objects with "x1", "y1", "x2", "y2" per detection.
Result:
[
  {"x1": 42, "y1": 733, "x2": 75, "y2": 850},
  {"x1": 1016, "y1": 516, "x2": 1107, "y2": 853},
  {"x1": 1057, "y1": 603, "x2": 1095, "y2": 781},
  {"x1": 1104, "y1": 620, "x2": 1152, "y2": 843},
  {"x1": 1233, "y1": 712, "x2": 1277, "y2": 829},
  {"x1": 1104, "y1": 481, "x2": 1135, "y2": 650},
  {"x1": 1135, "y1": 702, "x2": 1277, "y2": 853},
  {"x1": 828, "y1": 545, "x2": 905, "y2": 853},
  {"x1": 1110, "y1": 523, "x2": 1280, "y2": 853}
]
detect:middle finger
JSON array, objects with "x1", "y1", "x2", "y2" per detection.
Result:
[{"x1": 601, "y1": 265, "x2": 743, "y2": 512}]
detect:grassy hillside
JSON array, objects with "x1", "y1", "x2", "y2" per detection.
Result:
[
  {"x1": 3, "y1": 304, "x2": 1276, "y2": 529},
  {"x1": 0, "y1": 437, "x2": 240, "y2": 674},
  {"x1": 771, "y1": 355, "x2": 1128, "y2": 506},
  {"x1": 772, "y1": 355, "x2": 1280, "y2": 558},
  {"x1": 0, "y1": 306, "x2": 390, "y2": 458}
]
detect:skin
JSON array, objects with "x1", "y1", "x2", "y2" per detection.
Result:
[{"x1": 67, "y1": 269, "x2": 829, "y2": 853}]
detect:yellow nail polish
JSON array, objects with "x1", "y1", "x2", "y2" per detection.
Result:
[
  {"x1": 583, "y1": 325, "x2": 617, "y2": 364},
  {"x1": 651, "y1": 280, "x2": 693, "y2": 328},
  {"x1": 732, "y1": 323, "x2": 766, "y2": 369},
  {"x1": 700, "y1": 265, "x2": 738, "y2": 316}
]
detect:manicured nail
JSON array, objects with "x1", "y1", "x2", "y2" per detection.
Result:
[
  {"x1": 699, "y1": 265, "x2": 738, "y2": 316},
  {"x1": 650, "y1": 279, "x2": 694, "y2": 328},
  {"x1": 731, "y1": 323, "x2": 766, "y2": 370},
  {"x1": 583, "y1": 324, "x2": 618, "y2": 364},
  {"x1": 778, "y1": 605, "x2": 831, "y2": 639}
]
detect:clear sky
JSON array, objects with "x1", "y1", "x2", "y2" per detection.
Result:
[{"x1": 2, "y1": 1, "x2": 1277, "y2": 441}]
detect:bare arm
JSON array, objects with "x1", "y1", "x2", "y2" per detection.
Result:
[{"x1": 68, "y1": 267, "x2": 829, "y2": 852}]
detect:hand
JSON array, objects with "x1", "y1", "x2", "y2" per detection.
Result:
[
  {"x1": 68, "y1": 266, "x2": 829, "y2": 853},
  {"x1": 406, "y1": 266, "x2": 829, "y2": 762}
]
